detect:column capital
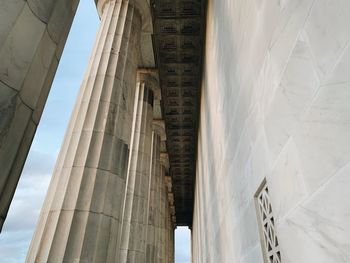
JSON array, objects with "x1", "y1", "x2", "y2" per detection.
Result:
[
  {"x1": 171, "y1": 215, "x2": 176, "y2": 225},
  {"x1": 96, "y1": 0, "x2": 153, "y2": 33},
  {"x1": 167, "y1": 193, "x2": 174, "y2": 206},
  {"x1": 165, "y1": 175, "x2": 173, "y2": 191},
  {"x1": 153, "y1": 120, "x2": 166, "y2": 141},
  {"x1": 137, "y1": 71, "x2": 161, "y2": 100},
  {"x1": 160, "y1": 153, "x2": 169, "y2": 170},
  {"x1": 95, "y1": 0, "x2": 113, "y2": 17}
]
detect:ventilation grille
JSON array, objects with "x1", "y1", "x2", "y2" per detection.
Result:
[{"x1": 256, "y1": 181, "x2": 282, "y2": 263}]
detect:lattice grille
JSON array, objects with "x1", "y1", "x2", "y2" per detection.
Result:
[{"x1": 256, "y1": 182, "x2": 282, "y2": 263}]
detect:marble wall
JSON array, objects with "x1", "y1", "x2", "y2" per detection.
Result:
[{"x1": 192, "y1": 0, "x2": 350, "y2": 262}]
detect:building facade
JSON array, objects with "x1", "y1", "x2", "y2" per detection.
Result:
[{"x1": 1, "y1": 0, "x2": 350, "y2": 262}]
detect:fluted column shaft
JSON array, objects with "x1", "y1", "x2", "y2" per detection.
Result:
[
  {"x1": 146, "y1": 129, "x2": 161, "y2": 263},
  {"x1": 167, "y1": 210, "x2": 173, "y2": 263},
  {"x1": 170, "y1": 226, "x2": 175, "y2": 263},
  {"x1": 158, "y1": 153, "x2": 175, "y2": 263},
  {"x1": 165, "y1": 200, "x2": 174, "y2": 263},
  {"x1": 0, "y1": 0, "x2": 79, "y2": 231},
  {"x1": 119, "y1": 75, "x2": 155, "y2": 263},
  {"x1": 26, "y1": 1, "x2": 142, "y2": 262},
  {"x1": 155, "y1": 155, "x2": 162, "y2": 263},
  {"x1": 158, "y1": 155, "x2": 167, "y2": 263},
  {"x1": 164, "y1": 172, "x2": 175, "y2": 263}
]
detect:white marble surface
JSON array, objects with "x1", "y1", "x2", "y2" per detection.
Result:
[
  {"x1": 192, "y1": 0, "x2": 350, "y2": 262},
  {"x1": 278, "y1": 162, "x2": 350, "y2": 263}
]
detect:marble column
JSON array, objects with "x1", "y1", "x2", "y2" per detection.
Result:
[
  {"x1": 0, "y1": 0, "x2": 79, "y2": 231},
  {"x1": 165, "y1": 203, "x2": 174, "y2": 263},
  {"x1": 165, "y1": 209, "x2": 170, "y2": 263},
  {"x1": 162, "y1": 157, "x2": 175, "y2": 263},
  {"x1": 26, "y1": 1, "x2": 143, "y2": 262},
  {"x1": 146, "y1": 121, "x2": 166, "y2": 263},
  {"x1": 146, "y1": 120, "x2": 169, "y2": 263},
  {"x1": 164, "y1": 173, "x2": 175, "y2": 263},
  {"x1": 158, "y1": 153, "x2": 169, "y2": 263},
  {"x1": 119, "y1": 74, "x2": 157, "y2": 263},
  {"x1": 167, "y1": 211, "x2": 174, "y2": 263}
]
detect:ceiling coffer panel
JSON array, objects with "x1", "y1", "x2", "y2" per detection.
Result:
[{"x1": 151, "y1": 0, "x2": 206, "y2": 226}]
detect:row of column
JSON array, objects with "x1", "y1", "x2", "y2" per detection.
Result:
[
  {"x1": 146, "y1": 122, "x2": 175, "y2": 263},
  {"x1": 25, "y1": 0, "x2": 175, "y2": 262}
]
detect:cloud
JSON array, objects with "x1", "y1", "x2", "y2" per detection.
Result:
[
  {"x1": 0, "y1": 150, "x2": 54, "y2": 262},
  {"x1": 22, "y1": 150, "x2": 56, "y2": 176}
]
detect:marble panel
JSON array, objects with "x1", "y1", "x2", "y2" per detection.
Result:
[
  {"x1": 325, "y1": 42, "x2": 350, "y2": 85},
  {"x1": 0, "y1": 0, "x2": 25, "y2": 48},
  {"x1": 0, "y1": 97, "x2": 32, "y2": 183},
  {"x1": 265, "y1": 37, "x2": 320, "y2": 160},
  {"x1": 20, "y1": 30, "x2": 57, "y2": 109},
  {"x1": 237, "y1": 200, "x2": 261, "y2": 258},
  {"x1": 294, "y1": 82, "x2": 350, "y2": 193},
  {"x1": 267, "y1": 0, "x2": 315, "y2": 108},
  {"x1": 241, "y1": 244, "x2": 264, "y2": 263},
  {"x1": 47, "y1": 0, "x2": 73, "y2": 44},
  {"x1": 305, "y1": 0, "x2": 350, "y2": 80},
  {"x1": 268, "y1": 139, "x2": 308, "y2": 224},
  {"x1": 278, "y1": 162, "x2": 350, "y2": 263},
  {"x1": 27, "y1": 0, "x2": 56, "y2": 23},
  {"x1": 0, "y1": 5, "x2": 45, "y2": 91},
  {"x1": 0, "y1": 82, "x2": 17, "y2": 147}
]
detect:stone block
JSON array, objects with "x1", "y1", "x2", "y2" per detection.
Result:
[
  {"x1": 0, "y1": 0, "x2": 25, "y2": 48},
  {"x1": 305, "y1": 0, "x2": 350, "y2": 80},
  {"x1": 27, "y1": 0, "x2": 56, "y2": 23},
  {"x1": 0, "y1": 5, "x2": 45, "y2": 91},
  {"x1": 20, "y1": 30, "x2": 57, "y2": 109},
  {"x1": 294, "y1": 82, "x2": 350, "y2": 193}
]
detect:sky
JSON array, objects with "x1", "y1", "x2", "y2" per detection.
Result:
[{"x1": 0, "y1": 1, "x2": 190, "y2": 262}]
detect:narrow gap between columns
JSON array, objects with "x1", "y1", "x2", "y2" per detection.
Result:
[{"x1": 175, "y1": 226, "x2": 191, "y2": 263}]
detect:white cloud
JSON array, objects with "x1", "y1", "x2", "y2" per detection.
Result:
[{"x1": 0, "y1": 150, "x2": 54, "y2": 262}]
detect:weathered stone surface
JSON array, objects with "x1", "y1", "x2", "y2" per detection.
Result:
[
  {"x1": 27, "y1": 0, "x2": 56, "y2": 23},
  {"x1": 119, "y1": 76, "x2": 154, "y2": 263},
  {"x1": 146, "y1": 130, "x2": 161, "y2": 263},
  {"x1": 0, "y1": 5, "x2": 46, "y2": 91},
  {"x1": 26, "y1": 2, "x2": 142, "y2": 262},
  {"x1": 0, "y1": 0, "x2": 25, "y2": 48},
  {"x1": 0, "y1": 0, "x2": 78, "y2": 231}
]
